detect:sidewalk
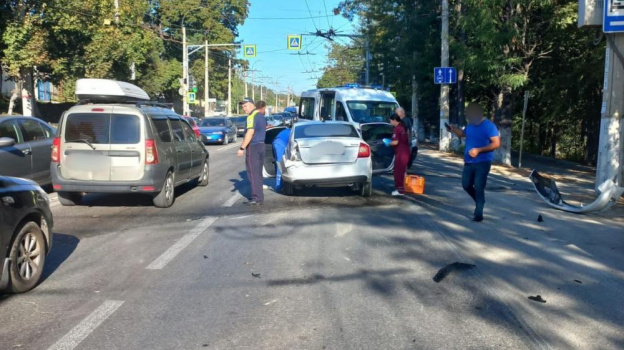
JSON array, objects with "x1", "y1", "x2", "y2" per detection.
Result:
[{"x1": 416, "y1": 143, "x2": 624, "y2": 221}]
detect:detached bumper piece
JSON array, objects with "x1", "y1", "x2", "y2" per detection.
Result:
[{"x1": 529, "y1": 170, "x2": 624, "y2": 214}]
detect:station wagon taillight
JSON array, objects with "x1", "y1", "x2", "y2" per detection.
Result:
[
  {"x1": 145, "y1": 139, "x2": 159, "y2": 165},
  {"x1": 358, "y1": 142, "x2": 371, "y2": 158},
  {"x1": 51, "y1": 137, "x2": 61, "y2": 163}
]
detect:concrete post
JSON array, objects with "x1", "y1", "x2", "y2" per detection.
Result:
[{"x1": 596, "y1": 34, "x2": 624, "y2": 189}]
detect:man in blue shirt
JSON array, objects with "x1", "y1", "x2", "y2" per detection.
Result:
[
  {"x1": 237, "y1": 98, "x2": 267, "y2": 205},
  {"x1": 449, "y1": 103, "x2": 501, "y2": 222}
]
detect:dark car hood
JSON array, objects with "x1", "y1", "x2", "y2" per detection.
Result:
[
  {"x1": 0, "y1": 176, "x2": 40, "y2": 193},
  {"x1": 199, "y1": 126, "x2": 228, "y2": 133}
]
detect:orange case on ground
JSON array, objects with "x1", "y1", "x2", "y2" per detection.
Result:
[{"x1": 405, "y1": 175, "x2": 425, "y2": 194}]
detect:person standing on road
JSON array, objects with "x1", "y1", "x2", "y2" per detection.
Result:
[
  {"x1": 448, "y1": 103, "x2": 501, "y2": 222},
  {"x1": 237, "y1": 98, "x2": 267, "y2": 205},
  {"x1": 397, "y1": 107, "x2": 418, "y2": 169},
  {"x1": 384, "y1": 114, "x2": 410, "y2": 196}
]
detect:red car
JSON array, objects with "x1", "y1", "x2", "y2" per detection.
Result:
[{"x1": 183, "y1": 116, "x2": 201, "y2": 138}]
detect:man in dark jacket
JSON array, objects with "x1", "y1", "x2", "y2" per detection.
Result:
[{"x1": 237, "y1": 98, "x2": 267, "y2": 205}]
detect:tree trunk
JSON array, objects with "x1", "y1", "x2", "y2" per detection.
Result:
[
  {"x1": 493, "y1": 90, "x2": 512, "y2": 165},
  {"x1": 7, "y1": 83, "x2": 20, "y2": 115},
  {"x1": 550, "y1": 122, "x2": 557, "y2": 158},
  {"x1": 20, "y1": 68, "x2": 39, "y2": 117}
]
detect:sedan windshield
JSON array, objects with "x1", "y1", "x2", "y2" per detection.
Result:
[
  {"x1": 200, "y1": 119, "x2": 226, "y2": 127},
  {"x1": 346, "y1": 101, "x2": 398, "y2": 124}
]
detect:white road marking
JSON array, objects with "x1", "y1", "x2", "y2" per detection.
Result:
[
  {"x1": 217, "y1": 142, "x2": 241, "y2": 152},
  {"x1": 47, "y1": 300, "x2": 124, "y2": 350},
  {"x1": 146, "y1": 216, "x2": 218, "y2": 270},
  {"x1": 263, "y1": 299, "x2": 278, "y2": 306},
  {"x1": 222, "y1": 192, "x2": 243, "y2": 207}
]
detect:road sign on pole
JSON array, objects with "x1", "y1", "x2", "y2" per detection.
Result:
[
  {"x1": 188, "y1": 92, "x2": 197, "y2": 104},
  {"x1": 243, "y1": 44, "x2": 257, "y2": 58},
  {"x1": 287, "y1": 35, "x2": 302, "y2": 50},
  {"x1": 604, "y1": 0, "x2": 624, "y2": 33},
  {"x1": 433, "y1": 67, "x2": 457, "y2": 84}
]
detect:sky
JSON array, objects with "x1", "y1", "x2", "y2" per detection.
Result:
[{"x1": 236, "y1": 0, "x2": 358, "y2": 96}]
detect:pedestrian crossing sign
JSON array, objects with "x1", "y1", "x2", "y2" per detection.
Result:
[
  {"x1": 287, "y1": 35, "x2": 302, "y2": 50},
  {"x1": 188, "y1": 92, "x2": 197, "y2": 104},
  {"x1": 243, "y1": 44, "x2": 257, "y2": 58}
]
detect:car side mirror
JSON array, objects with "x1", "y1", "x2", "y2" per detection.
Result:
[{"x1": 0, "y1": 137, "x2": 16, "y2": 148}]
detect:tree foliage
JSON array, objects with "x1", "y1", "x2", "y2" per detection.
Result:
[
  {"x1": 332, "y1": 0, "x2": 605, "y2": 164},
  {"x1": 0, "y1": 0, "x2": 251, "y2": 115}
]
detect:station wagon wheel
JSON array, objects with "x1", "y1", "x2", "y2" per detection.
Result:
[
  {"x1": 8, "y1": 221, "x2": 46, "y2": 293},
  {"x1": 153, "y1": 171, "x2": 175, "y2": 208},
  {"x1": 198, "y1": 159, "x2": 209, "y2": 186}
]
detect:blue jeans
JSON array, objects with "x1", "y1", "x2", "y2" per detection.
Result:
[
  {"x1": 462, "y1": 161, "x2": 492, "y2": 217},
  {"x1": 272, "y1": 138, "x2": 288, "y2": 191}
]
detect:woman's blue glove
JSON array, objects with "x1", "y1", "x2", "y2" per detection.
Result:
[{"x1": 382, "y1": 138, "x2": 391, "y2": 147}]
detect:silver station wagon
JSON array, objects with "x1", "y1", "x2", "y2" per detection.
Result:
[{"x1": 51, "y1": 79, "x2": 209, "y2": 208}]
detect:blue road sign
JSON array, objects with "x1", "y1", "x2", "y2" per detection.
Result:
[
  {"x1": 434, "y1": 67, "x2": 457, "y2": 84},
  {"x1": 243, "y1": 44, "x2": 257, "y2": 58},
  {"x1": 604, "y1": 0, "x2": 624, "y2": 33},
  {"x1": 288, "y1": 35, "x2": 302, "y2": 50}
]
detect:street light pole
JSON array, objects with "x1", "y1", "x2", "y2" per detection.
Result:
[
  {"x1": 204, "y1": 39, "x2": 209, "y2": 116},
  {"x1": 227, "y1": 58, "x2": 232, "y2": 116},
  {"x1": 182, "y1": 26, "x2": 189, "y2": 115}
]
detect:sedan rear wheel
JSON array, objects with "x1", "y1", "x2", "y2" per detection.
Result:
[
  {"x1": 360, "y1": 181, "x2": 372, "y2": 197},
  {"x1": 8, "y1": 222, "x2": 46, "y2": 293}
]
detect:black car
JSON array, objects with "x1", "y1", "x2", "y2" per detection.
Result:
[
  {"x1": 0, "y1": 176, "x2": 53, "y2": 293},
  {"x1": 230, "y1": 116, "x2": 247, "y2": 136},
  {"x1": 0, "y1": 116, "x2": 57, "y2": 186},
  {"x1": 199, "y1": 117, "x2": 237, "y2": 145}
]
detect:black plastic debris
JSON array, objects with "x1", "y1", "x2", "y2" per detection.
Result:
[
  {"x1": 574, "y1": 280, "x2": 583, "y2": 284},
  {"x1": 252, "y1": 272, "x2": 261, "y2": 278},
  {"x1": 537, "y1": 215, "x2": 544, "y2": 222},
  {"x1": 528, "y1": 295, "x2": 546, "y2": 303},
  {"x1": 432, "y1": 262, "x2": 476, "y2": 283},
  {"x1": 203, "y1": 255, "x2": 208, "y2": 259}
]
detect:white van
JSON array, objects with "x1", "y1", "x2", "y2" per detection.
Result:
[{"x1": 298, "y1": 85, "x2": 401, "y2": 173}]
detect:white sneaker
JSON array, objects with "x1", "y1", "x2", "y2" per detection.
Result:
[{"x1": 391, "y1": 190, "x2": 404, "y2": 196}]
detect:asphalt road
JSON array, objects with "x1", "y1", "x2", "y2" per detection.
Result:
[{"x1": 1, "y1": 142, "x2": 623, "y2": 350}]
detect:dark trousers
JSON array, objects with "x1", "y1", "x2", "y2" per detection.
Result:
[
  {"x1": 462, "y1": 161, "x2": 492, "y2": 217},
  {"x1": 246, "y1": 143, "x2": 265, "y2": 203}
]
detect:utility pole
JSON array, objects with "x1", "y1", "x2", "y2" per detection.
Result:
[
  {"x1": 244, "y1": 72, "x2": 248, "y2": 97},
  {"x1": 412, "y1": 73, "x2": 420, "y2": 142},
  {"x1": 365, "y1": 39, "x2": 371, "y2": 85},
  {"x1": 204, "y1": 40, "x2": 209, "y2": 116},
  {"x1": 227, "y1": 58, "x2": 232, "y2": 116},
  {"x1": 114, "y1": 0, "x2": 120, "y2": 24},
  {"x1": 439, "y1": 0, "x2": 451, "y2": 151},
  {"x1": 596, "y1": 34, "x2": 624, "y2": 188},
  {"x1": 252, "y1": 70, "x2": 255, "y2": 101},
  {"x1": 182, "y1": 26, "x2": 189, "y2": 116}
]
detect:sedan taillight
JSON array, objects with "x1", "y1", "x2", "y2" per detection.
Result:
[
  {"x1": 358, "y1": 142, "x2": 371, "y2": 158},
  {"x1": 51, "y1": 137, "x2": 61, "y2": 163},
  {"x1": 145, "y1": 139, "x2": 159, "y2": 165}
]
